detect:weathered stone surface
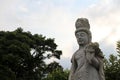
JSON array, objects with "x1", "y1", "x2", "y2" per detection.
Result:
[{"x1": 69, "y1": 18, "x2": 105, "y2": 80}]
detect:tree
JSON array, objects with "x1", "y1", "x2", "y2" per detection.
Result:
[
  {"x1": 0, "y1": 28, "x2": 62, "y2": 80},
  {"x1": 104, "y1": 41, "x2": 120, "y2": 80},
  {"x1": 45, "y1": 61, "x2": 63, "y2": 73},
  {"x1": 0, "y1": 65, "x2": 16, "y2": 80},
  {"x1": 44, "y1": 67, "x2": 69, "y2": 80}
]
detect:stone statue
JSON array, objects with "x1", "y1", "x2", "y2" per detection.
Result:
[{"x1": 69, "y1": 18, "x2": 105, "y2": 80}]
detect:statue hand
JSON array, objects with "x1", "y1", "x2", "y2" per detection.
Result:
[{"x1": 86, "y1": 51, "x2": 95, "y2": 64}]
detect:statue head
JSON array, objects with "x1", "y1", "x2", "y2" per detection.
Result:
[{"x1": 75, "y1": 18, "x2": 92, "y2": 46}]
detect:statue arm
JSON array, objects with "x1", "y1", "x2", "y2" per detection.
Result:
[
  {"x1": 85, "y1": 46, "x2": 101, "y2": 70},
  {"x1": 69, "y1": 64, "x2": 75, "y2": 80},
  {"x1": 91, "y1": 57, "x2": 100, "y2": 70},
  {"x1": 69, "y1": 54, "x2": 77, "y2": 80}
]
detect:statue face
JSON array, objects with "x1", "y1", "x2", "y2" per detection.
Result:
[{"x1": 75, "y1": 31, "x2": 89, "y2": 46}]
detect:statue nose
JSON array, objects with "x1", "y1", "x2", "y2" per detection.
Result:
[{"x1": 78, "y1": 38, "x2": 83, "y2": 41}]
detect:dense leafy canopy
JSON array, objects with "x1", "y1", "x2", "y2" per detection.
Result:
[{"x1": 0, "y1": 28, "x2": 62, "y2": 80}]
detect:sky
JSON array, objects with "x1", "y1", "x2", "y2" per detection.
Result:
[{"x1": 0, "y1": 0, "x2": 120, "y2": 69}]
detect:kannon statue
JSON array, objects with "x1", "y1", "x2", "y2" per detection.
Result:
[{"x1": 69, "y1": 18, "x2": 105, "y2": 80}]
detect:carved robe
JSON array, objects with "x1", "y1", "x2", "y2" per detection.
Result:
[{"x1": 69, "y1": 49, "x2": 104, "y2": 80}]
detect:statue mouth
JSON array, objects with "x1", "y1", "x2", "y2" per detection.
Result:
[
  {"x1": 78, "y1": 41, "x2": 84, "y2": 45},
  {"x1": 78, "y1": 39, "x2": 84, "y2": 43}
]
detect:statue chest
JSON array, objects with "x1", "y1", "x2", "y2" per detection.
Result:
[{"x1": 74, "y1": 50, "x2": 86, "y2": 66}]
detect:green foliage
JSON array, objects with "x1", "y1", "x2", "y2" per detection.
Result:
[
  {"x1": 0, "y1": 28, "x2": 62, "y2": 80},
  {"x1": 44, "y1": 67, "x2": 69, "y2": 80},
  {"x1": 104, "y1": 41, "x2": 120, "y2": 80},
  {"x1": 0, "y1": 65, "x2": 16, "y2": 80},
  {"x1": 45, "y1": 61, "x2": 63, "y2": 73}
]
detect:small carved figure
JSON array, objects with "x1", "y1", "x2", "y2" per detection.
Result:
[{"x1": 69, "y1": 18, "x2": 105, "y2": 80}]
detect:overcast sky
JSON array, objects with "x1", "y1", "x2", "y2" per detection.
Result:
[{"x1": 0, "y1": 0, "x2": 120, "y2": 69}]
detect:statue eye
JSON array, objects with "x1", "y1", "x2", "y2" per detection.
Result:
[
  {"x1": 76, "y1": 33, "x2": 80, "y2": 37},
  {"x1": 75, "y1": 32, "x2": 87, "y2": 38},
  {"x1": 80, "y1": 33, "x2": 85, "y2": 37},
  {"x1": 76, "y1": 33, "x2": 84, "y2": 37}
]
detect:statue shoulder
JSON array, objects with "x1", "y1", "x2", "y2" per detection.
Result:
[{"x1": 73, "y1": 50, "x2": 79, "y2": 56}]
